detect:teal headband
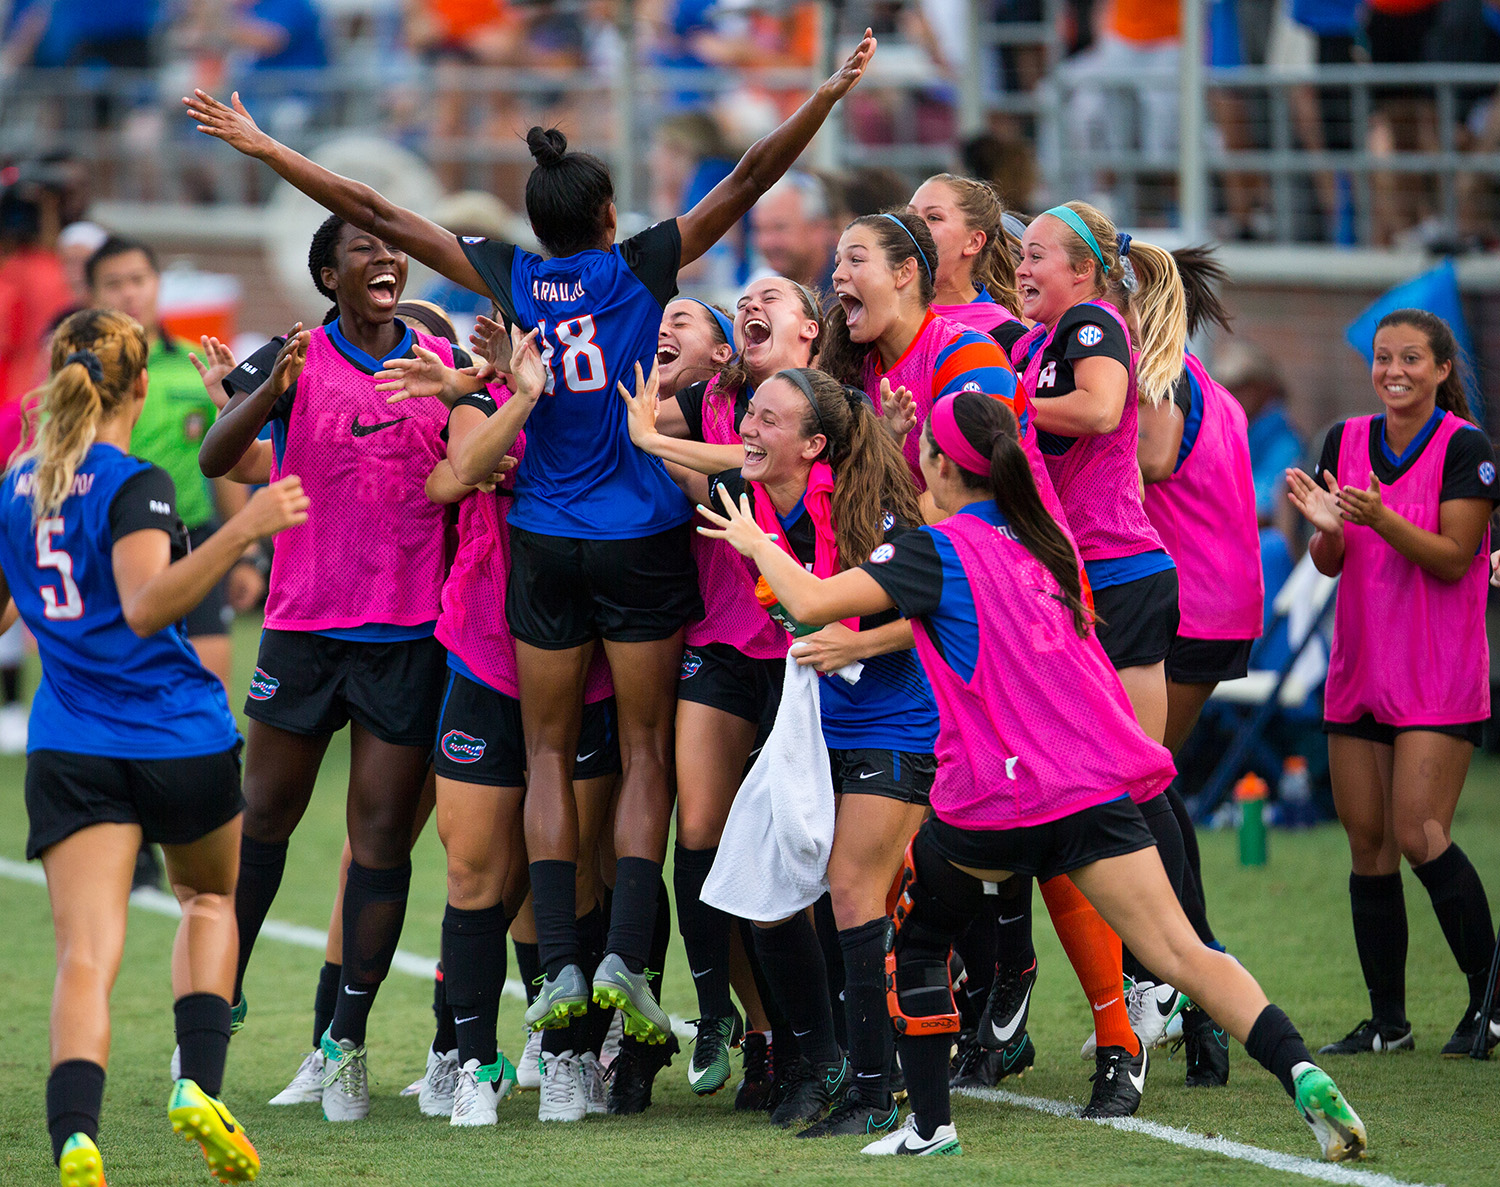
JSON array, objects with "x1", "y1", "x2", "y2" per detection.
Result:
[
  {"x1": 1041, "y1": 205, "x2": 1107, "y2": 272},
  {"x1": 879, "y1": 213, "x2": 933, "y2": 284}
]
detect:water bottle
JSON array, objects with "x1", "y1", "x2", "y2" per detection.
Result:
[
  {"x1": 1235, "y1": 773, "x2": 1268, "y2": 866},
  {"x1": 1279, "y1": 756, "x2": 1312, "y2": 829}
]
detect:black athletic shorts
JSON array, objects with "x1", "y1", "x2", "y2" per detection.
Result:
[
  {"x1": 1164, "y1": 636, "x2": 1254, "y2": 685},
  {"x1": 245, "y1": 630, "x2": 447, "y2": 749},
  {"x1": 830, "y1": 748, "x2": 936, "y2": 807},
  {"x1": 26, "y1": 743, "x2": 244, "y2": 860},
  {"x1": 1325, "y1": 713, "x2": 1485, "y2": 748},
  {"x1": 1092, "y1": 568, "x2": 1180, "y2": 670},
  {"x1": 433, "y1": 667, "x2": 621, "y2": 785},
  {"x1": 507, "y1": 524, "x2": 702, "y2": 649},
  {"x1": 678, "y1": 642, "x2": 783, "y2": 725},
  {"x1": 922, "y1": 794, "x2": 1156, "y2": 883},
  {"x1": 184, "y1": 522, "x2": 230, "y2": 639}
]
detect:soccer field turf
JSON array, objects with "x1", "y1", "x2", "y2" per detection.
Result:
[{"x1": 1, "y1": 618, "x2": 1497, "y2": 1185}]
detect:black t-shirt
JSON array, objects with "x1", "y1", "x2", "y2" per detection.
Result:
[
  {"x1": 1025, "y1": 304, "x2": 1131, "y2": 457},
  {"x1": 1315, "y1": 413, "x2": 1500, "y2": 504},
  {"x1": 991, "y1": 318, "x2": 1028, "y2": 356},
  {"x1": 110, "y1": 464, "x2": 189, "y2": 559},
  {"x1": 677, "y1": 379, "x2": 751, "y2": 443}
]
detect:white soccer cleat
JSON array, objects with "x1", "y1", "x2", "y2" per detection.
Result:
[
  {"x1": 450, "y1": 1055, "x2": 518, "y2": 1128},
  {"x1": 320, "y1": 1034, "x2": 370, "y2": 1121},
  {"x1": 516, "y1": 1028, "x2": 543, "y2": 1090},
  {"x1": 537, "y1": 1050, "x2": 587, "y2": 1122},
  {"x1": 600, "y1": 1010, "x2": 624, "y2": 1070},
  {"x1": 268, "y1": 1050, "x2": 326, "y2": 1105},
  {"x1": 417, "y1": 1047, "x2": 460, "y2": 1117},
  {"x1": 581, "y1": 1051, "x2": 609, "y2": 1115},
  {"x1": 1127, "y1": 980, "x2": 1189, "y2": 1049},
  {"x1": 861, "y1": 1114, "x2": 961, "y2": 1156}
]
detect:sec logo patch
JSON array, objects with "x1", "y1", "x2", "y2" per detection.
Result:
[
  {"x1": 869, "y1": 543, "x2": 895, "y2": 564},
  {"x1": 1076, "y1": 325, "x2": 1103, "y2": 348},
  {"x1": 1481, "y1": 461, "x2": 1495, "y2": 485}
]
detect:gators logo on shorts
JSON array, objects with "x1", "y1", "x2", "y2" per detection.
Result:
[
  {"x1": 681, "y1": 652, "x2": 703, "y2": 680},
  {"x1": 441, "y1": 729, "x2": 487, "y2": 764},
  {"x1": 247, "y1": 668, "x2": 280, "y2": 700}
]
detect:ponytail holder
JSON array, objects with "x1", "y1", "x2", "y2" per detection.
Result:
[
  {"x1": 63, "y1": 349, "x2": 104, "y2": 385},
  {"x1": 1121, "y1": 258, "x2": 1138, "y2": 294},
  {"x1": 1116, "y1": 232, "x2": 1132, "y2": 258},
  {"x1": 930, "y1": 394, "x2": 992, "y2": 476},
  {"x1": 879, "y1": 213, "x2": 934, "y2": 285},
  {"x1": 1041, "y1": 205, "x2": 1106, "y2": 273},
  {"x1": 843, "y1": 384, "x2": 873, "y2": 413}
]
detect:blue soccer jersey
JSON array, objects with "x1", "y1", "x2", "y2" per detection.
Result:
[
  {"x1": 459, "y1": 221, "x2": 693, "y2": 540},
  {"x1": 0, "y1": 443, "x2": 239, "y2": 757}
]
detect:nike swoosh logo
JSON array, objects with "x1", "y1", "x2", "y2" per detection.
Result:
[
  {"x1": 455, "y1": 1015, "x2": 480, "y2": 1026},
  {"x1": 686, "y1": 1060, "x2": 714, "y2": 1085},
  {"x1": 989, "y1": 983, "x2": 1033, "y2": 1043},
  {"x1": 575, "y1": 749, "x2": 599, "y2": 763},
  {"x1": 1127, "y1": 1053, "x2": 1148, "y2": 1095},
  {"x1": 1153, "y1": 993, "x2": 1178, "y2": 1018},
  {"x1": 996, "y1": 913, "x2": 1026, "y2": 926},
  {"x1": 351, "y1": 414, "x2": 409, "y2": 437},
  {"x1": 1092, "y1": 997, "x2": 1119, "y2": 1012},
  {"x1": 344, "y1": 986, "x2": 370, "y2": 995},
  {"x1": 857, "y1": 770, "x2": 886, "y2": 780},
  {"x1": 208, "y1": 1100, "x2": 237, "y2": 1134},
  {"x1": 691, "y1": 968, "x2": 712, "y2": 979}
]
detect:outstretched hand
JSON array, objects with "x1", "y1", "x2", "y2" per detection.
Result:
[
  {"x1": 269, "y1": 326, "x2": 310, "y2": 398},
  {"x1": 508, "y1": 325, "x2": 545, "y2": 402},
  {"x1": 1285, "y1": 467, "x2": 1343, "y2": 536},
  {"x1": 1335, "y1": 472, "x2": 1387, "y2": 529},
  {"x1": 695, "y1": 484, "x2": 776, "y2": 558},
  {"x1": 616, "y1": 359, "x2": 662, "y2": 446},
  {"x1": 469, "y1": 315, "x2": 513, "y2": 381},
  {"x1": 377, "y1": 345, "x2": 457, "y2": 405},
  {"x1": 879, "y1": 378, "x2": 917, "y2": 442},
  {"x1": 821, "y1": 28, "x2": 877, "y2": 102},
  {"x1": 190, "y1": 335, "x2": 237, "y2": 409},
  {"x1": 183, "y1": 89, "x2": 276, "y2": 159}
]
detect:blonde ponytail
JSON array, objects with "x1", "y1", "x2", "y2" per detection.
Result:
[
  {"x1": 1117, "y1": 241, "x2": 1186, "y2": 408},
  {"x1": 9, "y1": 309, "x2": 148, "y2": 521}
]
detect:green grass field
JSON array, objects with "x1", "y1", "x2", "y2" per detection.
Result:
[{"x1": 1, "y1": 617, "x2": 1498, "y2": 1185}]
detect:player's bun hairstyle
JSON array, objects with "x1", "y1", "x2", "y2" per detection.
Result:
[
  {"x1": 779, "y1": 367, "x2": 922, "y2": 570},
  {"x1": 1111, "y1": 239, "x2": 1186, "y2": 408},
  {"x1": 524, "y1": 127, "x2": 614, "y2": 258},
  {"x1": 395, "y1": 298, "x2": 459, "y2": 344},
  {"x1": 716, "y1": 278, "x2": 824, "y2": 394},
  {"x1": 1171, "y1": 244, "x2": 1232, "y2": 338},
  {"x1": 309, "y1": 213, "x2": 347, "y2": 324},
  {"x1": 1375, "y1": 308, "x2": 1473, "y2": 423},
  {"x1": 820, "y1": 211, "x2": 938, "y2": 385},
  {"x1": 8, "y1": 308, "x2": 148, "y2": 522},
  {"x1": 930, "y1": 391, "x2": 1091, "y2": 638},
  {"x1": 920, "y1": 174, "x2": 1021, "y2": 317}
]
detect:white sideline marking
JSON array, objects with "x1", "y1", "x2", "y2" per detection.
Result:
[
  {"x1": 957, "y1": 1085, "x2": 1438, "y2": 1187},
  {"x1": 0, "y1": 856, "x2": 696, "y2": 1039}
]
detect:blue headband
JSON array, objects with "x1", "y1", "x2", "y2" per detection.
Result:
[
  {"x1": 1042, "y1": 205, "x2": 1107, "y2": 272},
  {"x1": 879, "y1": 213, "x2": 933, "y2": 285},
  {"x1": 684, "y1": 298, "x2": 737, "y2": 351}
]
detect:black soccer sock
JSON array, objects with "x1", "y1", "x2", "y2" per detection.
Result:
[
  {"x1": 174, "y1": 993, "x2": 232, "y2": 1097},
  {"x1": 1, "y1": 664, "x2": 19, "y2": 704},
  {"x1": 1349, "y1": 871, "x2": 1408, "y2": 1025},
  {"x1": 648, "y1": 874, "x2": 671, "y2": 999},
  {"x1": 313, "y1": 961, "x2": 342, "y2": 1050},
  {"x1": 1245, "y1": 1004, "x2": 1316, "y2": 1098},
  {"x1": 813, "y1": 894, "x2": 848, "y2": 1050},
  {"x1": 953, "y1": 914, "x2": 994, "y2": 1026},
  {"x1": 607, "y1": 857, "x2": 662, "y2": 973},
  {"x1": 47, "y1": 1060, "x2": 105, "y2": 1165},
  {"x1": 1413, "y1": 844, "x2": 1497, "y2": 1014},
  {"x1": 740, "y1": 916, "x2": 794, "y2": 1068},
  {"x1": 674, "y1": 844, "x2": 736, "y2": 1018},
  {"x1": 1167, "y1": 783, "x2": 1217, "y2": 944},
  {"x1": 431, "y1": 963, "x2": 457, "y2": 1056},
  {"x1": 993, "y1": 874, "x2": 1035, "y2": 978},
  {"x1": 839, "y1": 919, "x2": 893, "y2": 1104},
  {"x1": 751, "y1": 914, "x2": 840, "y2": 1066},
  {"x1": 443, "y1": 903, "x2": 510, "y2": 1068},
  {"x1": 530, "y1": 860, "x2": 580, "y2": 978},
  {"x1": 896, "y1": 1033, "x2": 951, "y2": 1137},
  {"x1": 233, "y1": 837, "x2": 288, "y2": 1001},
  {"x1": 1123, "y1": 795, "x2": 1188, "y2": 983},
  {"x1": 329, "y1": 860, "x2": 412, "y2": 1046},
  {"x1": 514, "y1": 940, "x2": 541, "y2": 1005},
  {"x1": 578, "y1": 903, "x2": 612, "y2": 1056}
]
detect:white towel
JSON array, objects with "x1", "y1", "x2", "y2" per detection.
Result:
[{"x1": 701, "y1": 656, "x2": 837, "y2": 922}]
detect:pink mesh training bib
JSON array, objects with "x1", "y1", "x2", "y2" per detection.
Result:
[
  {"x1": 1013, "y1": 301, "x2": 1164, "y2": 564},
  {"x1": 265, "y1": 326, "x2": 452, "y2": 631},
  {"x1": 911, "y1": 512, "x2": 1175, "y2": 829},
  {"x1": 1324, "y1": 412, "x2": 1489, "y2": 727},
  {"x1": 685, "y1": 375, "x2": 790, "y2": 660},
  {"x1": 931, "y1": 301, "x2": 1020, "y2": 337},
  {"x1": 1143, "y1": 353, "x2": 1262, "y2": 640}
]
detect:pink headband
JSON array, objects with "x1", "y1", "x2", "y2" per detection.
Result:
[{"x1": 930, "y1": 394, "x2": 991, "y2": 474}]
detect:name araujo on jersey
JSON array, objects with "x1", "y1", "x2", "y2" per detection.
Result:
[
  {"x1": 532, "y1": 279, "x2": 587, "y2": 303},
  {"x1": 12, "y1": 472, "x2": 96, "y2": 498}
]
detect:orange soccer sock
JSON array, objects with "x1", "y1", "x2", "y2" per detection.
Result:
[{"x1": 1039, "y1": 874, "x2": 1139, "y2": 1056}]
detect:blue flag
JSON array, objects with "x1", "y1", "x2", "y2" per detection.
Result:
[{"x1": 1345, "y1": 259, "x2": 1482, "y2": 421}]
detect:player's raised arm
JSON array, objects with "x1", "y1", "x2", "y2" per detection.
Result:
[
  {"x1": 676, "y1": 30, "x2": 876, "y2": 267},
  {"x1": 183, "y1": 89, "x2": 487, "y2": 294}
]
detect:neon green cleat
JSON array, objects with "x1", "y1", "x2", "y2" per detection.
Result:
[
  {"x1": 524, "y1": 964, "x2": 590, "y2": 1031},
  {"x1": 591, "y1": 953, "x2": 671, "y2": 1044},
  {"x1": 59, "y1": 1133, "x2": 106, "y2": 1187},
  {"x1": 168, "y1": 1078, "x2": 260, "y2": 1182},
  {"x1": 1293, "y1": 1063, "x2": 1367, "y2": 1162}
]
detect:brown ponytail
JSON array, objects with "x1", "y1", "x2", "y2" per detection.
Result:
[
  {"x1": 931, "y1": 392, "x2": 1091, "y2": 637},
  {"x1": 9, "y1": 309, "x2": 148, "y2": 522},
  {"x1": 781, "y1": 367, "x2": 923, "y2": 567}
]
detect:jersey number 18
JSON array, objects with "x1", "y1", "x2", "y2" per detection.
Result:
[{"x1": 535, "y1": 315, "x2": 606, "y2": 395}]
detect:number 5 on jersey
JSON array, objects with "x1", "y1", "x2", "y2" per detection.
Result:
[
  {"x1": 36, "y1": 518, "x2": 83, "y2": 620},
  {"x1": 535, "y1": 315, "x2": 606, "y2": 395}
]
